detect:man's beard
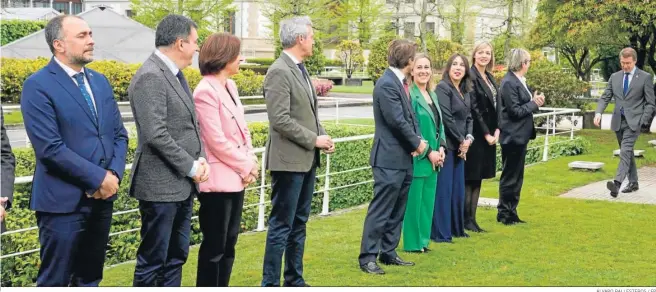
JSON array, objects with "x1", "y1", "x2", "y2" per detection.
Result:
[{"x1": 68, "y1": 51, "x2": 93, "y2": 66}]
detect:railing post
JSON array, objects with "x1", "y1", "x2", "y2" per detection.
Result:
[
  {"x1": 257, "y1": 152, "x2": 267, "y2": 232},
  {"x1": 335, "y1": 100, "x2": 340, "y2": 125},
  {"x1": 542, "y1": 115, "x2": 550, "y2": 162},
  {"x1": 570, "y1": 112, "x2": 575, "y2": 140},
  {"x1": 552, "y1": 114, "x2": 557, "y2": 136},
  {"x1": 321, "y1": 153, "x2": 331, "y2": 215}
]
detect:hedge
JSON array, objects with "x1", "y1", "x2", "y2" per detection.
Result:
[
  {"x1": 0, "y1": 20, "x2": 46, "y2": 46},
  {"x1": 245, "y1": 58, "x2": 275, "y2": 66},
  {"x1": 0, "y1": 58, "x2": 265, "y2": 103},
  {"x1": 0, "y1": 122, "x2": 589, "y2": 286}
]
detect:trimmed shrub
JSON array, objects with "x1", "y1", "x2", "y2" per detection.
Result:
[
  {"x1": 0, "y1": 20, "x2": 46, "y2": 46},
  {"x1": 312, "y1": 78, "x2": 334, "y2": 96},
  {"x1": 0, "y1": 58, "x2": 265, "y2": 103}
]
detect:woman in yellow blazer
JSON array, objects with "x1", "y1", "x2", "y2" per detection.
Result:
[{"x1": 402, "y1": 54, "x2": 447, "y2": 253}]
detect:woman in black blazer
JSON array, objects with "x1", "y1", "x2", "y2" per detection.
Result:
[
  {"x1": 431, "y1": 53, "x2": 473, "y2": 243},
  {"x1": 464, "y1": 42, "x2": 499, "y2": 233}
]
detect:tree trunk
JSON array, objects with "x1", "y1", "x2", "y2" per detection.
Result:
[
  {"x1": 419, "y1": 0, "x2": 428, "y2": 54},
  {"x1": 504, "y1": 0, "x2": 514, "y2": 56}
]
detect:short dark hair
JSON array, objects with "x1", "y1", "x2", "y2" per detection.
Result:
[
  {"x1": 442, "y1": 53, "x2": 473, "y2": 92},
  {"x1": 44, "y1": 15, "x2": 82, "y2": 54},
  {"x1": 155, "y1": 14, "x2": 198, "y2": 48},
  {"x1": 199, "y1": 33, "x2": 241, "y2": 76},
  {"x1": 387, "y1": 39, "x2": 417, "y2": 69}
]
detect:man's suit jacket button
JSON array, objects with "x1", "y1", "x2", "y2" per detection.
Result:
[{"x1": 100, "y1": 159, "x2": 105, "y2": 164}]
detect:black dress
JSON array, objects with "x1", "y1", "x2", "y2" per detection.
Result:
[{"x1": 465, "y1": 67, "x2": 499, "y2": 181}]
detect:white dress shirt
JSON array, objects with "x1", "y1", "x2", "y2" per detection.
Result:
[{"x1": 53, "y1": 57, "x2": 97, "y2": 112}]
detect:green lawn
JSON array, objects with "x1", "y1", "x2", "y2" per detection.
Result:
[
  {"x1": 101, "y1": 130, "x2": 656, "y2": 286},
  {"x1": 332, "y1": 80, "x2": 374, "y2": 94},
  {"x1": 585, "y1": 102, "x2": 615, "y2": 113},
  {"x1": 2, "y1": 110, "x2": 23, "y2": 125}
]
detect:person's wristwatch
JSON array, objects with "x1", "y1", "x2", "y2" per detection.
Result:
[{"x1": 466, "y1": 134, "x2": 475, "y2": 142}]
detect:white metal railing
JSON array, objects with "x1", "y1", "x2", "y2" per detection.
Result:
[
  {"x1": 0, "y1": 107, "x2": 581, "y2": 261},
  {"x1": 1, "y1": 96, "x2": 373, "y2": 147}
]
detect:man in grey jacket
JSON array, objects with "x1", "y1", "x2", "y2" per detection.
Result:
[
  {"x1": 594, "y1": 47, "x2": 656, "y2": 197},
  {"x1": 128, "y1": 14, "x2": 209, "y2": 286},
  {"x1": 261, "y1": 16, "x2": 333, "y2": 287}
]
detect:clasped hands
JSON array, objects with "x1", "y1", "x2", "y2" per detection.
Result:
[
  {"x1": 242, "y1": 158, "x2": 260, "y2": 187},
  {"x1": 411, "y1": 139, "x2": 445, "y2": 170},
  {"x1": 458, "y1": 138, "x2": 473, "y2": 160},
  {"x1": 89, "y1": 170, "x2": 120, "y2": 200},
  {"x1": 316, "y1": 135, "x2": 335, "y2": 154}
]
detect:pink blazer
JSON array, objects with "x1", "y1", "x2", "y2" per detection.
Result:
[{"x1": 193, "y1": 76, "x2": 257, "y2": 193}]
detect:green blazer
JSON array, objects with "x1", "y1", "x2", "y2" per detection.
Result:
[{"x1": 410, "y1": 83, "x2": 446, "y2": 177}]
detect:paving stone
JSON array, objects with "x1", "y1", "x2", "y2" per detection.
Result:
[
  {"x1": 560, "y1": 167, "x2": 656, "y2": 205},
  {"x1": 568, "y1": 161, "x2": 604, "y2": 170}
]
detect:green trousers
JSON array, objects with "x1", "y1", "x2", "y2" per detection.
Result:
[{"x1": 402, "y1": 173, "x2": 438, "y2": 251}]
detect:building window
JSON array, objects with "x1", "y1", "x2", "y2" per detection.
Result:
[
  {"x1": 224, "y1": 11, "x2": 236, "y2": 35},
  {"x1": 404, "y1": 22, "x2": 415, "y2": 38},
  {"x1": 126, "y1": 9, "x2": 133, "y2": 18},
  {"x1": 425, "y1": 22, "x2": 435, "y2": 34},
  {"x1": 405, "y1": 0, "x2": 415, "y2": 3},
  {"x1": 53, "y1": 2, "x2": 68, "y2": 14},
  {"x1": 71, "y1": 2, "x2": 82, "y2": 14}
]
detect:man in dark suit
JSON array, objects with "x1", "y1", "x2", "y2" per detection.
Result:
[
  {"x1": 128, "y1": 14, "x2": 209, "y2": 287},
  {"x1": 497, "y1": 48, "x2": 544, "y2": 226},
  {"x1": 594, "y1": 47, "x2": 656, "y2": 197},
  {"x1": 261, "y1": 16, "x2": 333, "y2": 287},
  {"x1": 359, "y1": 39, "x2": 426, "y2": 275},
  {"x1": 1, "y1": 105, "x2": 16, "y2": 233},
  {"x1": 20, "y1": 15, "x2": 128, "y2": 286}
]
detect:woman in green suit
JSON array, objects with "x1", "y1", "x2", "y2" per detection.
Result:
[{"x1": 403, "y1": 54, "x2": 447, "y2": 253}]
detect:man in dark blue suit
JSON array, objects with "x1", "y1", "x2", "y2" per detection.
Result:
[
  {"x1": 20, "y1": 15, "x2": 128, "y2": 286},
  {"x1": 359, "y1": 39, "x2": 426, "y2": 274}
]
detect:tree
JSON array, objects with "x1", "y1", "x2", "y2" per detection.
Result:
[
  {"x1": 425, "y1": 37, "x2": 465, "y2": 70},
  {"x1": 274, "y1": 38, "x2": 327, "y2": 77},
  {"x1": 434, "y1": 0, "x2": 474, "y2": 45},
  {"x1": 530, "y1": 0, "x2": 656, "y2": 80},
  {"x1": 529, "y1": 0, "x2": 621, "y2": 81},
  {"x1": 329, "y1": 0, "x2": 387, "y2": 47},
  {"x1": 367, "y1": 34, "x2": 398, "y2": 83},
  {"x1": 129, "y1": 0, "x2": 235, "y2": 32},
  {"x1": 336, "y1": 40, "x2": 365, "y2": 78}
]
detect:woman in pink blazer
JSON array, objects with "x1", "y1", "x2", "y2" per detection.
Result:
[{"x1": 193, "y1": 33, "x2": 258, "y2": 287}]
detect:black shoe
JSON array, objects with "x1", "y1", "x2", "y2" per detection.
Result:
[
  {"x1": 513, "y1": 216, "x2": 527, "y2": 224},
  {"x1": 405, "y1": 250, "x2": 424, "y2": 254},
  {"x1": 380, "y1": 256, "x2": 415, "y2": 266},
  {"x1": 423, "y1": 247, "x2": 432, "y2": 252},
  {"x1": 360, "y1": 262, "x2": 385, "y2": 275},
  {"x1": 607, "y1": 180, "x2": 621, "y2": 198},
  {"x1": 473, "y1": 221, "x2": 486, "y2": 233},
  {"x1": 500, "y1": 218, "x2": 516, "y2": 225},
  {"x1": 621, "y1": 182, "x2": 639, "y2": 193},
  {"x1": 464, "y1": 221, "x2": 479, "y2": 232}
]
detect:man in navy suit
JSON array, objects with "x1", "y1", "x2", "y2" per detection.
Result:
[
  {"x1": 20, "y1": 15, "x2": 128, "y2": 286},
  {"x1": 359, "y1": 39, "x2": 426, "y2": 274}
]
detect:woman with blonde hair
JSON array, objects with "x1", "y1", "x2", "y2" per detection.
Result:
[
  {"x1": 464, "y1": 42, "x2": 499, "y2": 232},
  {"x1": 402, "y1": 53, "x2": 446, "y2": 253}
]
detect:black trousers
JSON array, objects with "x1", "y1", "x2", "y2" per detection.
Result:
[
  {"x1": 497, "y1": 143, "x2": 528, "y2": 221},
  {"x1": 359, "y1": 166, "x2": 412, "y2": 265},
  {"x1": 196, "y1": 191, "x2": 245, "y2": 287}
]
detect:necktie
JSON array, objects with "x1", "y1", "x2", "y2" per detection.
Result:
[
  {"x1": 623, "y1": 72, "x2": 630, "y2": 96},
  {"x1": 176, "y1": 70, "x2": 192, "y2": 98},
  {"x1": 403, "y1": 78, "x2": 410, "y2": 97},
  {"x1": 621, "y1": 72, "x2": 630, "y2": 115},
  {"x1": 73, "y1": 72, "x2": 97, "y2": 122},
  {"x1": 297, "y1": 63, "x2": 311, "y2": 86}
]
